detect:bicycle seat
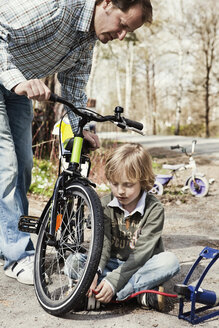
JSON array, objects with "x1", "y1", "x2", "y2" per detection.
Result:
[{"x1": 162, "y1": 164, "x2": 185, "y2": 171}]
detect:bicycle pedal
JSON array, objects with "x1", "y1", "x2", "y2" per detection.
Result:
[{"x1": 18, "y1": 215, "x2": 40, "y2": 234}]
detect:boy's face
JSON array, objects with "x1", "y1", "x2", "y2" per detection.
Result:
[
  {"x1": 93, "y1": 0, "x2": 143, "y2": 44},
  {"x1": 110, "y1": 172, "x2": 142, "y2": 213}
]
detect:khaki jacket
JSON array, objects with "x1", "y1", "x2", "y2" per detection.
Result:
[{"x1": 99, "y1": 193, "x2": 165, "y2": 293}]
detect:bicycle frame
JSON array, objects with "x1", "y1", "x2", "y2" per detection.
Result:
[
  {"x1": 19, "y1": 92, "x2": 144, "y2": 236},
  {"x1": 48, "y1": 129, "x2": 89, "y2": 241},
  {"x1": 162, "y1": 140, "x2": 202, "y2": 183}
]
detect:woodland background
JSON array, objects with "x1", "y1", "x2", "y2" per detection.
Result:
[{"x1": 32, "y1": 0, "x2": 219, "y2": 159}]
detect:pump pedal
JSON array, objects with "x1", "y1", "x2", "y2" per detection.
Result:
[
  {"x1": 174, "y1": 284, "x2": 190, "y2": 299},
  {"x1": 18, "y1": 215, "x2": 40, "y2": 234}
]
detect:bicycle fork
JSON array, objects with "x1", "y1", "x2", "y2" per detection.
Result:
[
  {"x1": 47, "y1": 135, "x2": 84, "y2": 242},
  {"x1": 19, "y1": 134, "x2": 84, "y2": 236}
]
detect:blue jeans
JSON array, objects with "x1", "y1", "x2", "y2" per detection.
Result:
[
  {"x1": 65, "y1": 251, "x2": 180, "y2": 301},
  {"x1": 102, "y1": 252, "x2": 180, "y2": 300},
  {"x1": 0, "y1": 84, "x2": 35, "y2": 269}
]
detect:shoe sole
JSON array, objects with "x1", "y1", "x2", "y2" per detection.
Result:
[
  {"x1": 157, "y1": 286, "x2": 165, "y2": 312},
  {"x1": 5, "y1": 270, "x2": 34, "y2": 285},
  {"x1": 4, "y1": 262, "x2": 19, "y2": 279},
  {"x1": 137, "y1": 286, "x2": 165, "y2": 312},
  {"x1": 4, "y1": 261, "x2": 34, "y2": 285}
]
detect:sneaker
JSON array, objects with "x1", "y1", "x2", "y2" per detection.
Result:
[
  {"x1": 4, "y1": 255, "x2": 34, "y2": 285},
  {"x1": 137, "y1": 286, "x2": 165, "y2": 312}
]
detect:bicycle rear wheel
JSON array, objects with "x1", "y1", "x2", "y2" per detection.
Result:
[
  {"x1": 34, "y1": 181, "x2": 104, "y2": 316},
  {"x1": 188, "y1": 175, "x2": 209, "y2": 197}
]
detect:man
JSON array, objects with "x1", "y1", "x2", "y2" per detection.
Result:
[{"x1": 0, "y1": 0, "x2": 153, "y2": 285}]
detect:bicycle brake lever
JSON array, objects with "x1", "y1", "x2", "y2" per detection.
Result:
[
  {"x1": 126, "y1": 126, "x2": 145, "y2": 135},
  {"x1": 115, "y1": 121, "x2": 126, "y2": 129},
  {"x1": 113, "y1": 122, "x2": 144, "y2": 135}
]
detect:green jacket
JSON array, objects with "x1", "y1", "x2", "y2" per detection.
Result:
[{"x1": 99, "y1": 193, "x2": 165, "y2": 293}]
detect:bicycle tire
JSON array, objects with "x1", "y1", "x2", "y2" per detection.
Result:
[
  {"x1": 188, "y1": 175, "x2": 209, "y2": 197},
  {"x1": 34, "y1": 181, "x2": 104, "y2": 316}
]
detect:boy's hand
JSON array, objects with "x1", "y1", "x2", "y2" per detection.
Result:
[
  {"x1": 94, "y1": 280, "x2": 114, "y2": 303},
  {"x1": 13, "y1": 79, "x2": 51, "y2": 101}
]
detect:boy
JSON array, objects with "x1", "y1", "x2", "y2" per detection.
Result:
[{"x1": 87, "y1": 143, "x2": 180, "y2": 310}]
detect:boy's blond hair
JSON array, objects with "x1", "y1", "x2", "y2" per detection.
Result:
[{"x1": 105, "y1": 143, "x2": 155, "y2": 191}]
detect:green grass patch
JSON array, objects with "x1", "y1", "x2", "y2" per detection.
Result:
[{"x1": 29, "y1": 157, "x2": 58, "y2": 197}]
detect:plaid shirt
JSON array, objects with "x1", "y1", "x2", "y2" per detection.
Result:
[{"x1": 0, "y1": 0, "x2": 97, "y2": 129}]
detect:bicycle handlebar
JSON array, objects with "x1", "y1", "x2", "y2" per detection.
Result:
[
  {"x1": 120, "y1": 117, "x2": 143, "y2": 131},
  {"x1": 170, "y1": 140, "x2": 197, "y2": 156},
  {"x1": 170, "y1": 145, "x2": 180, "y2": 150},
  {"x1": 49, "y1": 93, "x2": 143, "y2": 132}
]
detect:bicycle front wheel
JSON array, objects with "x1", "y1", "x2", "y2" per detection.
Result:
[
  {"x1": 149, "y1": 181, "x2": 164, "y2": 195},
  {"x1": 34, "y1": 181, "x2": 104, "y2": 316}
]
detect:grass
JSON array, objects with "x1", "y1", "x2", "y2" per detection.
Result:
[{"x1": 29, "y1": 157, "x2": 58, "y2": 197}]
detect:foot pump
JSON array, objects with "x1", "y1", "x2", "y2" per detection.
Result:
[{"x1": 174, "y1": 247, "x2": 219, "y2": 324}]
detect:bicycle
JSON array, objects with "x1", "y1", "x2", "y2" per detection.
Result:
[
  {"x1": 18, "y1": 93, "x2": 143, "y2": 316},
  {"x1": 150, "y1": 140, "x2": 210, "y2": 197}
]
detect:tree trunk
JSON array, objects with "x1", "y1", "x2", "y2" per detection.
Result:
[
  {"x1": 205, "y1": 66, "x2": 210, "y2": 138},
  {"x1": 125, "y1": 42, "x2": 134, "y2": 117},
  {"x1": 151, "y1": 63, "x2": 157, "y2": 135},
  {"x1": 175, "y1": 47, "x2": 183, "y2": 135}
]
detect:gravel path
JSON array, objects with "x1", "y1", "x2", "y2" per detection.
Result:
[{"x1": 0, "y1": 153, "x2": 218, "y2": 328}]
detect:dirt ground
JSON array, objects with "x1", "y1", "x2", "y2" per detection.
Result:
[{"x1": 0, "y1": 148, "x2": 219, "y2": 328}]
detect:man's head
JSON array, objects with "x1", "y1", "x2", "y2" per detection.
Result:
[{"x1": 94, "y1": 0, "x2": 153, "y2": 44}]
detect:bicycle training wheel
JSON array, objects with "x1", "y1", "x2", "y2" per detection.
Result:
[
  {"x1": 188, "y1": 175, "x2": 209, "y2": 197},
  {"x1": 34, "y1": 181, "x2": 104, "y2": 316}
]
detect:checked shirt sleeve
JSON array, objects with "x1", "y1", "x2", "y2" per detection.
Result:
[{"x1": 0, "y1": 26, "x2": 26, "y2": 90}]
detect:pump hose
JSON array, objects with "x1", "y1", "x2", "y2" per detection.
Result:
[{"x1": 92, "y1": 289, "x2": 178, "y2": 303}]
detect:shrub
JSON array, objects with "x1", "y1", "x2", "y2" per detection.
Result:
[
  {"x1": 29, "y1": 157, "x2": 58, "y2": 197},
  {"x1": 166, "y1": 123, "x2": 205, "y2": 137}
]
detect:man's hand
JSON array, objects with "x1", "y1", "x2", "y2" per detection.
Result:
[
  {"x1": 83, "y1": 130, "x2": 100, "y2": 151},
  {"x1": 13, "y1": 79, "x2": 51, "y2": 101},
  {"x1": 94, "y1": 280, "x2": 114, "y2": 303}
]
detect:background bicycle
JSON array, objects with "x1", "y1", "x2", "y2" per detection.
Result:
[{"x1": 150, "y1": 140, "x2": 214, "y2": 197}]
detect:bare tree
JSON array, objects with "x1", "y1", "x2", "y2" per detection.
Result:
[{"x1": 186, "y1": 0, "x2": 219, "y2": 137}]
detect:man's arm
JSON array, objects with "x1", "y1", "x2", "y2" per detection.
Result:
[
  {"x1": 0, "y1": 18, "x2": 51, "y2": 100},
  {"x1": 0, "y1": 23, "x2": 26, "y2": 90}
]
